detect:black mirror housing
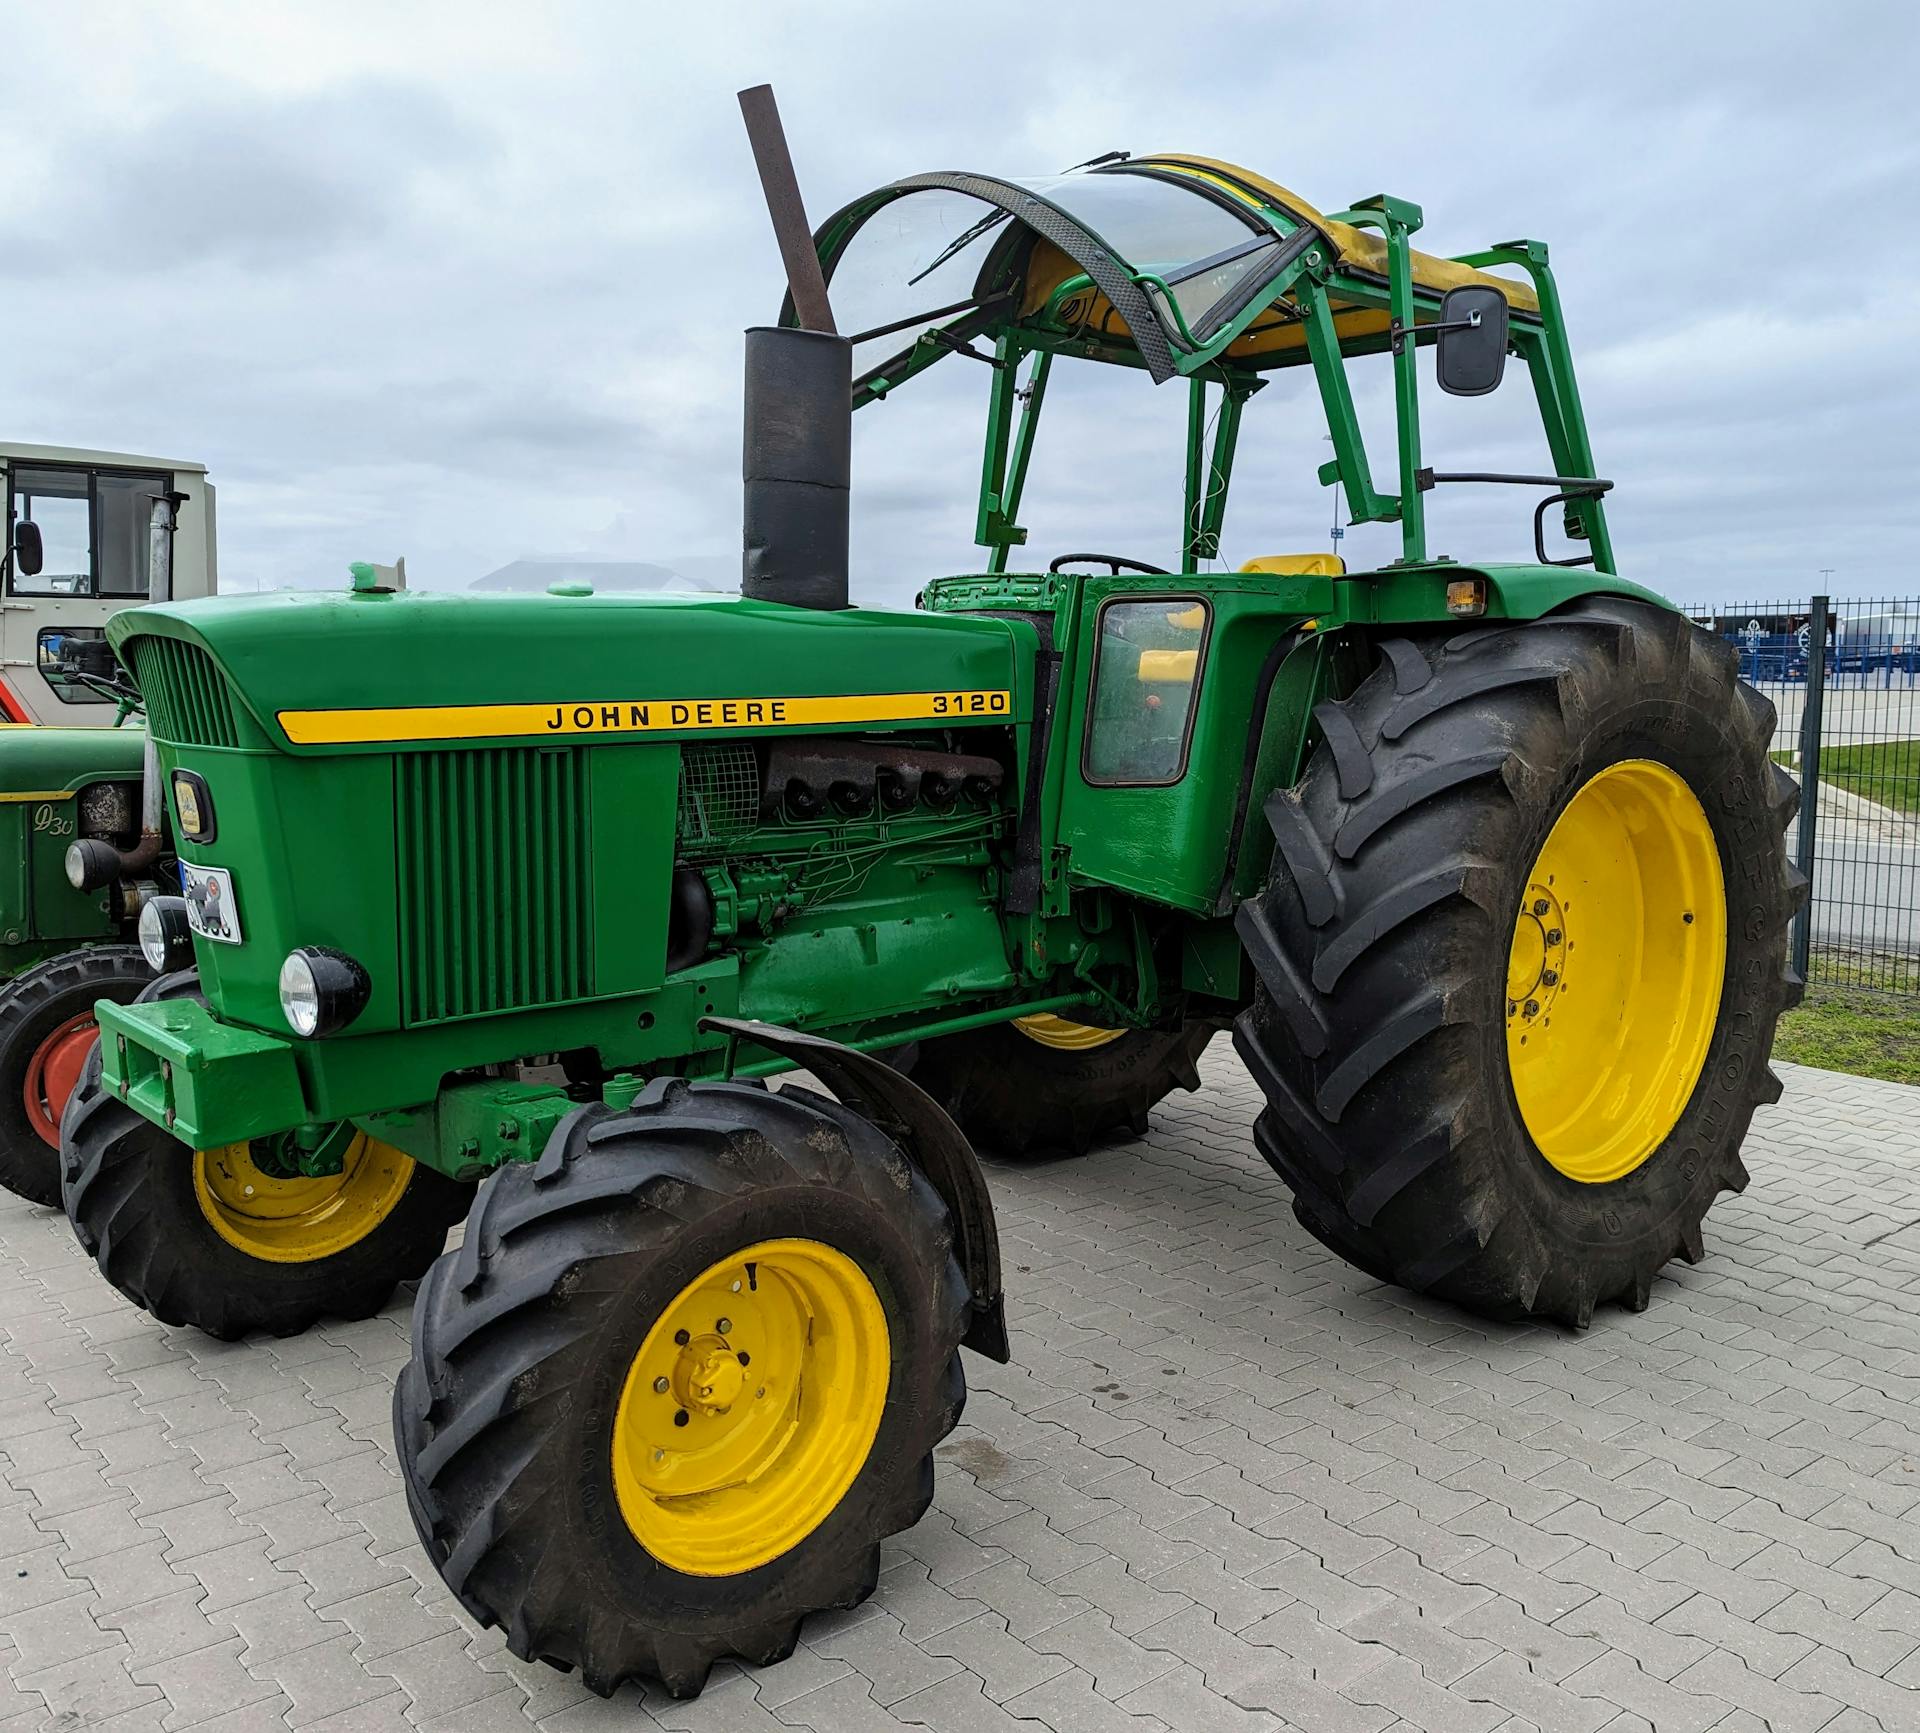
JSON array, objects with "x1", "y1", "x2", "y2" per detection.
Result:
[
  {"x1": 12, "y1": 519, "x2": 44, "y2": 578},
  {"x1": 1435, "y1": 285, "x2": 1509, "y2": 397}
]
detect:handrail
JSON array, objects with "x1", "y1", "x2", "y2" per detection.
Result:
[{"x1": 1409, "y1": 470, "x2": 1615, "y2": 568}]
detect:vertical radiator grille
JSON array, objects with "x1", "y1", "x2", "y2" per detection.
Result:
[
  {"x1": 396, "y1": 746, "x2": 591, "y2": 1023},
  {"x1": 133, "y1": 638, "x2": 239, "y2": 747}
]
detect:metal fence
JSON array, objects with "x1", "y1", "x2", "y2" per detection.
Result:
[{"x1": 1695, "y1": 598, "x2": 1920, "y2": 993}]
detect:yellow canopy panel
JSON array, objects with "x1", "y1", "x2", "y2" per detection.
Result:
[
  {"x1": 1145, "y1": 156, "x2": 1540, "y2": 316},
  {"x1": 1017, "y1": 157, "x2": 1539, "y2": 367}
]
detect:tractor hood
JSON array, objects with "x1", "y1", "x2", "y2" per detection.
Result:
[
  {"x1": 0, "y1": 723, "x2": 146, "y2": 793},
  {"x1": 110, "y1": 588, "x2": 1034, "y2": 756}
]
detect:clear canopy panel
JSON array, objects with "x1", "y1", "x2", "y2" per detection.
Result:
[
  {"x1": 825, "y1": 186, "x2": 1013, "y2": 377},
  {"x1": 818, "y1": 163, "x2": 1299, "y2": 390}
]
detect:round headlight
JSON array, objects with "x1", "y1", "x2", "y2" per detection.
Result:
[
  {"x1": 279, "y1": 952, "x2": 320, "y2": 1037},
  {"x1": 279, "y1": 948, "x2": 370, "y2": 1038},
  {"x1": 66, "y1": 838, "x2": 123, "y2": 893},
  {"x1": 137, "y1": 897, "x2": 193, "y2": 973}
]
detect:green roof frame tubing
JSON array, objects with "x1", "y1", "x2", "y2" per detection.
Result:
[
  {"x1": 1456, "y1": 239, "x2": 1617, "y2": 574},
  {"x1": 1183, "y1": 372, "x2": 1261, "y2": 568},
  {"x1": 978, "y1": 340, "x2": 1050, "y2": 573},
  {"x1": 1324, "y1": 198, "x2": 1427, "y2": 562},
  {"x1": 814, "y1": 158, "x2": 1614, "y2": 576}
]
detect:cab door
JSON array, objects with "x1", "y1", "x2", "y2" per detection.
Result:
[{"x1": 2, "y1": 461, "x2": 173, "y2": 724}]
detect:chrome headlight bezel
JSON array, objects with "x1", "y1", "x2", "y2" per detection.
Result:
[
  {"x1": 278, "y1": 947, "x2": 370, "y2": 1039},
  {"x1": 136, "y1": 896, "x2": 194, "y2": 973}
]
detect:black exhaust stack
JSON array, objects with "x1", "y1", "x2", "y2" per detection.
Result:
[{"x1": 738, "y1": 85, "x2": 851, "y2": 611}]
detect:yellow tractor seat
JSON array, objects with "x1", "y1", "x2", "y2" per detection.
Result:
[{"x1": 1239, "y1": 554, "x2": 1347, "y2": 578}]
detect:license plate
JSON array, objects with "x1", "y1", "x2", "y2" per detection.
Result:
[{"x1": 180, "y1": 863, "x2": 243, "y2": 945}]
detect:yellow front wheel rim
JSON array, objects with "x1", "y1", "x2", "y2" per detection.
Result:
[
  {"x1": 1507, "y1": 759, "x2": 1726, "y2": 1184},
  {"x1": 1012, "y1": 1013, "x2": 1126, "y2": 1052},
  {"x1": 192, "y1": 1131, "x2": 414, "y2": 1262},
  {"x1": 611, "y1": 1237, "x2": 890, "y2": 1577}
]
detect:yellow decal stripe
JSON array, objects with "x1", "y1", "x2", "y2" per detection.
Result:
[
  {"x1": 278, "y1": 690, "x2": 1015, "y2": 746},
  {"x1": 0, "y1": 789, "x2": 77, "y2": 803}
]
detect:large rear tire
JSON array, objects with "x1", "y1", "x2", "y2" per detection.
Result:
[
  {"x1": 395, "y1": 1076, "x2": 968, "y2": 1699},
  {"x1": 911, "y1": 1015, "x2": 1214, "y2": 1157},
  {"x1": 61, "y1": 970, "x2": 468, "y2": 1338},
  {"x1": 0, "y1": 946, "x2": 151, "y2": 1206},
  {"x1": 1235, "y1": 598, "x2": 1801, "y2": 1326}
]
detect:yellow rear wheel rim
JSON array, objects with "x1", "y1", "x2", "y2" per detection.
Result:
[
  {"x1": 191, "y1": 1132, "x2": 414, "y2": 1263},
  {"x1": 1507, "y1": 759, "x2": 1726, "y2": 1184},
  {"x1": 611, "y1": 1237, "x2": 890, "y2": 1577},
  {"x1": 1012, "y1": 1013, "x2": 1125, "y2": 1052}
]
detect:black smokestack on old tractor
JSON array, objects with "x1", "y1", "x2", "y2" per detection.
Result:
[{"x1": 738, "y1": 84, "x2": 852, "y2": 611}]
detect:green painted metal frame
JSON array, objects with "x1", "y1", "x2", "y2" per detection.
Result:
[{"x1": 834, "y1": 172, "x2": 1615, "y2": 576}]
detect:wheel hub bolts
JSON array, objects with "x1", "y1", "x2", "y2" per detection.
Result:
[{"x1": 676, "y1": 1342, "x2": 747, "y2": 1415}]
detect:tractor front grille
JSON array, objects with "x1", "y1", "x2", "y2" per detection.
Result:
[
  {"x1": 133, "y1": 638, "x2": 239, "y2": 748},
  {"x1": 395, "y1": 745, "x2": 592, "y2": 1024},
  {"x1": 676, "y1": 743, "x2": 761, "y2": 853}
]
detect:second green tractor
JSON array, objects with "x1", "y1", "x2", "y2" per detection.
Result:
[{"x1": 59, "y1": 104, "x2": 1799, "y2": 1698}]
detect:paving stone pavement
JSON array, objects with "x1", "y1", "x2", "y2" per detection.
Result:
[{"x1": 5, "y1": 1051, "x2": 1920, "y2": 1732}]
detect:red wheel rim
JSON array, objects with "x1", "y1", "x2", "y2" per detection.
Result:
[{"x1": 23, "y1": 1014, "x2": 98, "y2": 1150}]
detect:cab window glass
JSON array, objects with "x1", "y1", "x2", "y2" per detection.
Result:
[
  {"x1": 37, "y1": 626, "x2": 112, "y2": 704},
  {"x1": 1084, "y1": 598, "x2": 1208, "y2": 785},
  {"x1": 827, "y1": 186, "x2": 1009, "y2": 381},
  {"x1": 96, "y1": 473, "x2": 166, "y2": 596},
  {"x1": 8, "y1": 467, "x2": 166, "y2": 597},
  {"x1": 10, "y1": 469, "x2": 90, "y2": 594}
]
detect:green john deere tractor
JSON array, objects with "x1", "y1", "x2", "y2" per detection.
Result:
[
  {"x1": 0, "y1": 450, "x2": 218, "y2": 1202},
  {"x1": 59, "y1": 90, "x2": 1799, "y2": 1696},
  {"x1": 0, "y1": 716, "x2": 157, "y2": 1203},
  {"x1": 0, "y1": 451, "x2": 222, "y2": 1205}
]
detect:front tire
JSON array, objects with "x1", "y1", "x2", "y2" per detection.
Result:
[
  {"x1": 1235, "y1": 598, "x2": 1801, "y2": 1326},
  {"x1": 0, "y1": 946, "x2": 152, "y2": 1206},
  {"x1": 61, "y1": 970, "x2": 467, "y2": 1338},
  {"x1": 395, "y1": 1076, "x2": 969, "y2": 1699},
  {"x1": 912, "y1": 1015, "x2": 1214, "y2": 1156}
]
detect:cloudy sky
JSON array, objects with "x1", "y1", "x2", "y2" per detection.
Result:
[{"x1": 3, "y1": 2, "x2": 1915, "y2": 607}]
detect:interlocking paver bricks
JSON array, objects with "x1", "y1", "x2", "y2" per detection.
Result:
[
  {"x1": 804, "y1": 1609, "x2": 964, "y2": 1707},
  {"x1": 1454, "y1": 1652, "x2": 1619, "y2": 1733},
  {"x1": 1028, "y1": 1608, "x2": 1180, "y2": 1700},
  {"x1": 5, "y1": 1051, "x2": 1920, "y2": 1728},
  {"x1": 1001, "y1": 1663, "x2": 1175, "y2": 1732},
  {"x1": 13, "y1": 1648, "x2": 160, "y2": 1726},
  {"x1": 250, "y1": 1629, "x2": 406, "y2": 1727},
  {"x1": 130, "y1": 1633, "x2": 290, "y2": 1728}
]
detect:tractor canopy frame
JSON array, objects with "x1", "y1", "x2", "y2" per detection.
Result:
[{"x1": 806, "y1": 155, "x2": 1613, "y2": 575}]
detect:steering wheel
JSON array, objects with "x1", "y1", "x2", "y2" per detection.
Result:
[{"x1": 1047, "y1": 553, "x2": 1169, "y2": 576}]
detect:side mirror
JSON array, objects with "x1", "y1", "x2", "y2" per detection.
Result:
[
  {"x1": 12, "y1": 519, "x2": 44, "y2": 578},
  {"x1": 1435, "y1": 285, "x2": 1509, "y2": 397}
]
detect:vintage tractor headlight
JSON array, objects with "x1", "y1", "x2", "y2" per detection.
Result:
[
  {"x1": 137, "y1": 897, "x2": 194, "y2": 972},
  {"x1": 66, "y1": 838, "x2": 123, "y2": 892},
  {"x1": 278, "y1": 948, "x2": 370, "y2": 1038}
]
